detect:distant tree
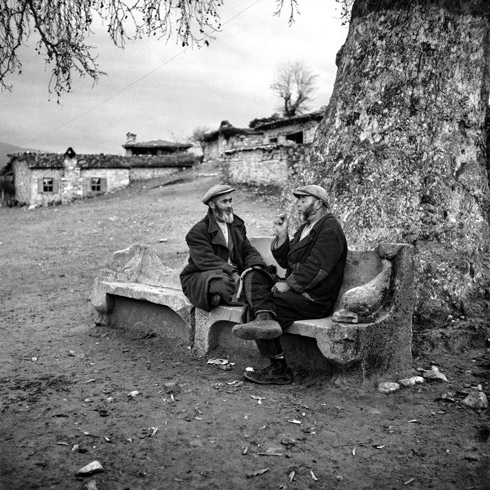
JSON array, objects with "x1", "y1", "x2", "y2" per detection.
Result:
[
  {"x1": 0, "y1": 0, "x2": 299, "y2": 96},
  {"x1": 270, "y1": 61, "x2": 318, "y2": 117},
  {"x1": 189, "y1": 126, "x2": 211, "y2": 156}
]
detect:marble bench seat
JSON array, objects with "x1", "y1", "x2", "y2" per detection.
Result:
[{"x1": 91, "y1": 239, "x2": 415, "y2": 382}]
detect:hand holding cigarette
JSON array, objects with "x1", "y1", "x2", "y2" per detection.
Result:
[{"x1": 273, "y1": 212, "x2": 288, "y2": 242}]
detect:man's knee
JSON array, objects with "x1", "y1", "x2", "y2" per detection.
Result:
[{"x1": 242, "y1": 268, "x2": 274, "y2": 288}]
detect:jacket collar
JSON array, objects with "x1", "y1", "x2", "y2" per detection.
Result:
[
  {"x1": 292, "y1": 212, "x2": 335, "y2": 248},
  {"x1": 206, "y1": 209, "x2": 244, "y2": 249}
]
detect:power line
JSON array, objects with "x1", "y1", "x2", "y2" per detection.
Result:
[{"x1": 32, "y1": 0, "x2": 263, "y2": 144}]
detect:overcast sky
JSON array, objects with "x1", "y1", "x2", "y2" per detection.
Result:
[{"x1": 0, "y1": 1, "x2": 348, "y2": 155}]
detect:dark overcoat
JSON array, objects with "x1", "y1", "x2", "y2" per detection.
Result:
[
  {"x1": 180, "y1": 210, "x2": 265, "y2": 310},
  {"x1": 272, "y1": 213, "x2": 347, "y2": 307}
]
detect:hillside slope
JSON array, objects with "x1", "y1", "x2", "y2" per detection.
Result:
[{"x1": 0, "y1": 140, "x2": 31, "y2": 170}]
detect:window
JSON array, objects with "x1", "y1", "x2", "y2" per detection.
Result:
[
  {"x1": 42, "y1": 178, "x2": 54, "y2": 193},
  {"x1": 87, "y1": 177, "x2": 106, "y2": 194},
  {"x1": 37, "y1": 177, "x2": 59, "y2": 194},
  {"x1": 285, "y1": 131, "x2": 304, "y2": 144},
  {"x1": 269, "y1": 137, "x2": 278, "y2": 143},
  {"x1": 91, "y1": 178, "x2": 102, "y2": 192}
]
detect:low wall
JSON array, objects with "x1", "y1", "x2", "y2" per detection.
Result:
[
  {"x1": 221, "y1": 144, "x2": 311, "y2": 187},
  {"x1": 130, "y1": 167, "x2": 185, "y2": 181}
]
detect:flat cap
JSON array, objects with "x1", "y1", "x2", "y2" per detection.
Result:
[
  {"x1": 293, "y1": 185, "x2": 329, "y2": 207},
  {"x1": 202, "y1": 184, "x2": 235, "y2": 205}
]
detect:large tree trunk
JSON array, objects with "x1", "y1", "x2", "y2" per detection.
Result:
[{"x1": 303, "y1": 0, "x2": 490, "y2": 326}]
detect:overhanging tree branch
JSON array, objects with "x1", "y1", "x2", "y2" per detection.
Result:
[{"x1": 0, "y1": 0, "x2": 228, "y2": 95}]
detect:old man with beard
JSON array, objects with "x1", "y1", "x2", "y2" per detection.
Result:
[
  {"x1": 232, "y1": 185, "x2": 347, "y2": 385},
  {"x1": 180, "y1": 184, "x2": 267, "y2": 312}
]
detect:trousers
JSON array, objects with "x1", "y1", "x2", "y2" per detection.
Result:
[{"x1": 241, "y1": 269, "x2": 334, "y2": 358}]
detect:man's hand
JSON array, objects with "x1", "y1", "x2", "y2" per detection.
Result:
[
  {"x1": 273, "y1": 214, "x2": 288, "y2": 247},
  {"x1": 231, "y1": 271, "x2": 240, "y2": 284},
  {"x1": 272, "y1": 281, "x2": 291, "y2": 295}
]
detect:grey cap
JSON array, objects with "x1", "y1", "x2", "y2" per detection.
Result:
[
  {"x1": 293, "y1": 185, "x2": 329, "y2": 207},
  {"x1": 202, "y1": 184, "x2": 235, "y2": 205}
]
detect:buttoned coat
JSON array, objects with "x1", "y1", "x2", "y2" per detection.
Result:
[{"x1": 272, "y1": 212, "x2": 347, "y2": 307}]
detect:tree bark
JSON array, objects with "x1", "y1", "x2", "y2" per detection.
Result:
[{"x1": 301, "y1": 0, "x2": 490, "y2": 325}]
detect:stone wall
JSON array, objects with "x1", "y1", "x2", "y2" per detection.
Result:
[
  {"x1": 221, "y1": 144, "x2": 311, "y2": 187},
  {"x1": 227, "y1": 133, "x2": 264, "y2": 150},
  {"x1": 25, "y1": 167, "x2": 65, "y2": 207},
  {"x1": 61, "y1": 155, "x2": 84, "y2": 204},
  {"x1": 81, "y1": 168, "x2": 129, "y2": 196},
  {"x1": 13, "y1": 161, "x2": 36, "y2": 205},
  {"x1": 129, "y1": 167, "x2": 183, "y2": 181},
  {"x1": 262, "y1": 120, "x2": 319, "y2": 144},
  {"x1": 204, "y1": 134, "x2": 265, "y2": 163}
]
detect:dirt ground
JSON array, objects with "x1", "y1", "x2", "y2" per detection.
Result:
[{"x1": 1, "y1": 164, "x2": 489, "y2": 490}]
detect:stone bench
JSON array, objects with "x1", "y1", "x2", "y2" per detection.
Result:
[{"x1": 91, "y1": 239, "x2": 415, "y2": 382}]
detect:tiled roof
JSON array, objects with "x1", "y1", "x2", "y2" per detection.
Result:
[
  {"x1": 6, "y1": 152, "x2": 197, "y2": 169},
  {"x1": 122, "y1": 139, "x2": 192, "y2": 150},
  {"x1": 203, "y1": 127, "x2": 262, "y2": 143},
  {"x1": 252, "y1": 110, "x2": 324, "y2": 131}
]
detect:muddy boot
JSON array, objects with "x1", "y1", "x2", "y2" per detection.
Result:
[
  {"x1": 232, "y1": 311, "x2": 282, "y2": 340},
  {"x1": 244, "y1": 358, "x2": 293, "y2": 385}
]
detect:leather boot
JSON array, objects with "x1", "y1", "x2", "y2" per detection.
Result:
[
  {"x1": 244, "y1": 357, "x2": 293, "y2": 385},
  {"x1": 232, "y1": 311, "x2": 282, "y2": 340}
]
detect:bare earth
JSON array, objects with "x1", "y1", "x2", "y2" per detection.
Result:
[{"x1": 1, "y1": 164, "x2": 489, "y2": 490}]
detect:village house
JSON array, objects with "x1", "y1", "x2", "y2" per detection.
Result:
[
  {"x1": 123, "y1": 132, "x2": 192, "y2": 156},
  {"x1": 1, "y1": 143, "x2": 197, "y2": 207},
  {"x1": 202, "y1": 110, "x2": 324, "y2": 187}
]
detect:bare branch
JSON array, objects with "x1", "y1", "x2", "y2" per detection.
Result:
[
  {"x1": 0, "y1": 0, "x2": 226, "y2": 96},
  {"x1": 274, "y1": 0, "x2": 299, "y2": 25}
]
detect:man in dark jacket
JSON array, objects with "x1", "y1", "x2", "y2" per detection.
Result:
[
  {"x1": 180, "y1": 184, "x2": 266, "y2": 311},
  {"x1": 232, "y1": 185, "x2": 347, "y2": 385}
]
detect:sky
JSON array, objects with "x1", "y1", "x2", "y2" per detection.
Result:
[{"x1": 0, "y1": 1, "x2": 349, "y2": 155}]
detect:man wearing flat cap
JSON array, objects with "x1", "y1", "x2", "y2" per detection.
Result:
[
  {"x1": 232, "y1": 184, "x2": 347, "y2": 385},
  {"x1": 180, "y1": 184, "x2": 267, "y2": 312}
]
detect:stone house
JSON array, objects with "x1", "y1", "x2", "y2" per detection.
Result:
[
  {"x1": 202, "y1": 122, "x2": 264, "y2": 162},
  {"x1": 123, "y1": 132, "x2": 192, "y2": 156},
  {"x1": 2, "y1": 147, "x2": 197, "y2": 207},
  {"x1": 202, "y1": 110, "x2": 325, "y2": 187},
  {"x1": 252, "y1": 110, "x2": 324, "y2": 145},
  {"x1": 202, "y1": 110, "x2": 324, "y2": 163}
]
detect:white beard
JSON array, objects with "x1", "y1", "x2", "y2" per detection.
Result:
[{"x1": 215, "y1": 208, "x2": 234, "y2": 224}]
